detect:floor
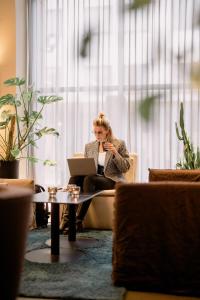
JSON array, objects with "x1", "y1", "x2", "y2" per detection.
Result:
[
  {"x1": 18, "y1": 292, "x2": 200, "y2": 300},
  {"x1": 18, "y1": 225, "x2": 200, "y2": 300}
]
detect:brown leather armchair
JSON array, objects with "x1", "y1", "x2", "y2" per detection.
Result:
[
  {"x1": 0, "y1": 184, "x2": 32, "y2": 299},
  {"x1": 112, "y1": 182, "x2": 200, "y2": 295},
  {"x1": 148, "y1": 168, "x2": 200, "y2": 182}
]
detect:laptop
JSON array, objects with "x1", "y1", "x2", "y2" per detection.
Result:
[{"x1": 67, "y1": 157, "x2": 97, "y2": 176}]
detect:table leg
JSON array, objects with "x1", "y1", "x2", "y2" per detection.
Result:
[
  {"x1": 68, "y1": 204, "x2": 76, "y2": 241},
  {"x1": 51, "y1": 203, "x2": 59, "y2": 255}
]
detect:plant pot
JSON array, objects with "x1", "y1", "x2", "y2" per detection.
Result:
[{"x1": 0, "y1": 160, "x2": 19, "y2": 179}]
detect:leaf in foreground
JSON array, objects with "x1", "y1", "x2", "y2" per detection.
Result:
[
  {"x1": 80, "y1": 31, "x2": 92, "y2": 58},
  {"x1": 138, "y1": 95, "x2": 158, "y2": 122},
  {"x1": 129, "y1": 0, "x2": 152, "y2": 10}
]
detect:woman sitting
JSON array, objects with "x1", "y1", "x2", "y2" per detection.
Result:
[{"x1": 60, "y1": 112, "x2": 130, "y2": 233}]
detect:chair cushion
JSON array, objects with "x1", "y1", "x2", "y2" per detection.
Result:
[
  {"x1": 97, "y1": 189, "x2": 115, "y2": 196},
  {"x1": 149, "y1": 168, "x2": 200, "y2": 182},
  {"x1": 83, "y1": 195, "x2": 115, "y2": 229},
  {"x1": 0, "y1": 178, "x2": 34, "y2": 189}
]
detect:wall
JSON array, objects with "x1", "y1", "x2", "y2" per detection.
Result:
[
  {"x1": 0, "y1": 0, "x2": 16, "y2": 95},
  {"x1": 0, "y1": 0, "x2": 27, "y2": 178}
]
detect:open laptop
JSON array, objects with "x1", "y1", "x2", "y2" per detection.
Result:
[{"x1": 67, "y1": 157, "x2": 97, "y2": 176}]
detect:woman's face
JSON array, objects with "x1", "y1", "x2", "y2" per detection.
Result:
[{"x1": 93, "y1": 126, "x2": 108, "y2": 142}]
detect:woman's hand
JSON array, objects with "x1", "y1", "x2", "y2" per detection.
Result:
[{"x1": 104, "y1": 142, "x2": 118, "y2": 155}]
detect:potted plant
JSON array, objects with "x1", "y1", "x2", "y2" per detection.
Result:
[
  {"x1": 0, "y1": 77, "x2": 63, "y2": 178},
  {"x1": 175, "y1": 102, "x2": 200, "y2": 169}
]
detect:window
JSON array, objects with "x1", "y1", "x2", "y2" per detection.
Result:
[{"x1": 28, "y1": 0, "x2": 200, "y2": 185}]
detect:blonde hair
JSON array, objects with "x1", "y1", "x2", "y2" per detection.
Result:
[{"x1": 93, "y1": 112, "x2": 113, "y2": 141}]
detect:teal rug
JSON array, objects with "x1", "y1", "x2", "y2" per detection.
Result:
[{"x1": 19, "y1": 228, "x2": 125, "y2": 300}]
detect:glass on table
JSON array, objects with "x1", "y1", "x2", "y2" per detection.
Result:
[
  {"x1": 71, "y1": 186, "x2": 81, "y2": 202},
  {"x1": 71, "y1": 186, "x2": 80, "y2": 197},
  {"x1": 48, "y1": 186, "x2": 58, "y2": 197},
  {"x1": 67, "y1": 184, "x2": 77, "y2": 194}
]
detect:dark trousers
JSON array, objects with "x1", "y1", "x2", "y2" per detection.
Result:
[
  {"x1": 69, "y1": 175, "x2": 115, "y2": 221},
  {"x1": 60, "y1": 175, "x2": 115, "y2": 228}
]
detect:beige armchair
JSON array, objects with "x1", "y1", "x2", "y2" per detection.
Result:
[
  {"x1": 0, "y1": 178, "x2": 35, "y2": 229},
  {"x1": 72, "y1": 153, "x2": 137, "y2": 229}
]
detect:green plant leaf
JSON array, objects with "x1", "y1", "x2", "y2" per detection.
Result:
[
  {"x1": 37, "y1": 95, "x2": 63, "y2": 105},
  {"x1": 4, "y1": 77, "x2": 26, "y2": 86},
  {"x1": 43, "y1": 160, "x2": 57, "y2": 166},
  {"x1": 0, "y1": 94, "x2": 16, "y2": 108},
  {"x1": 80, "y1": 31, "x2": 92, "y2": 58},
  {"x1": 10, "y1": 147, "x2": 20, "y2": 158},
  {"x1": 15, "y1": 100, "x2": 21, "y2": 107},
  {"x1": 29, "y1": 140, "x2": 37, "y2": 147},
  {"x1": 138, "y1": 95, "x2": 158, "y2": 122},
  {"x1": 27, "y1": 156, "x2": 39, "y2": 163},
  {"x1": 20, "y1": 111, "x2": 42, "y2": 124},
  {"x1": 176, "y1": 161, "x2": 182, "y2": 169},
  {"x1": 29, "y1": 111, "x2": 43, "y2": 122},
  {"x1": 0, "y1": 110, "x2": 14, "y2": 128},
  {"x1": 129, "y1": 0, "x2": 152, "y2": 10},
  {"x1": 35, "y1": 127, "x2": 59, "y2": 138},
  {"x1": 22, "y1": 91, "x2": 34, "y2": 102},
  {"x1": 0, "y1": 76, "x2": 61, "y2": 162},
  {"x1": 175, "y1": 102, "x2": 200, "y2": 170},
  {"x1": 179, "y1": 102, "x2": 184, "y2": 129},
  {"x1": 175, "y1": 123, "x2": 183, "y2": 140}
]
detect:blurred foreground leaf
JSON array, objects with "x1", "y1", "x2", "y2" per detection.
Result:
[
  {"x1": 138, "y1": 95, "x2": 158, "y2": 122},
  {"x1": 80, "y1": 31, "x2": 92, "y2": 58},
  {"x1": 129, "y1": 0, "x2": 152, "y2": 10}
]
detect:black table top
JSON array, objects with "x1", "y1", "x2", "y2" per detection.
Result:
[{"x1": 33, "y1": 191, "x2": 102, "y2": 204}]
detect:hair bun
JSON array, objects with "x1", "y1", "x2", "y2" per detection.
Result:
[{"x1": 98, "y1": 112, "x2": 105, "y2": 119}]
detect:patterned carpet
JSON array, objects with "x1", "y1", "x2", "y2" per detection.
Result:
[{"x1": 19, "y1": 228, "x2": 125, "y2": 300}]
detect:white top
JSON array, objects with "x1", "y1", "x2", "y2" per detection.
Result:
[{"x1": 98, "y1": 152, "x2": 106, "y2": 166}]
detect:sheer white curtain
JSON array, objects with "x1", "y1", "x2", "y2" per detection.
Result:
[{"x1": 28, "y1": 0, "x2": 200, "y2": 186}]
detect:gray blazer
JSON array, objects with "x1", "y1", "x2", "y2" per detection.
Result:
[{"x1": 84, "y1": 138, "x2": 130, "y2": 182}]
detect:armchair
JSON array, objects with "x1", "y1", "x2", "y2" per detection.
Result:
[
  {"x1": 83, "y1": 153, "x2": 137, "y2": 229},
  {"x1": 148, "y1": 168, "x2": 200, "y2": 182},
  {"x1": 62, "y1": 153, "x2": 137, "y2": 229},
  {"x1": 0, "y1": 178, "x2": 35, "y2": 229},
  {"x1": 0, "y1": 184, "x2": 32, "y2": 299},
  {"x1": 112, "y1": 182, "x2": 200, "y2": 295}
]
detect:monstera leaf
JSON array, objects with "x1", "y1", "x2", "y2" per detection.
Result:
[{"x1": 0, "y1": 77, "x2": 63, "y2": 163}]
